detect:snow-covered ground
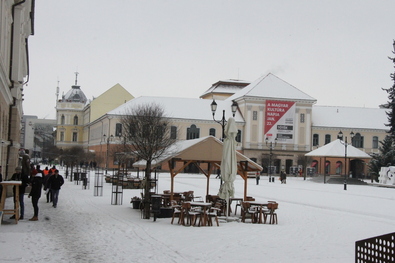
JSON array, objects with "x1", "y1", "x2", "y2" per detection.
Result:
[{"x1": 1, "y1": 169, "x2": 394, "y2": 263}]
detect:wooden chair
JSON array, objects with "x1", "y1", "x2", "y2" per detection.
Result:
[
  {"x1": 241, "y1": 202, "x2": 258, "y2": 223},
  {"x1": 206, "y1": 206, "x2": 220, "y2": 226},
  {"x1": 179, "y1": 202, "x2": 201, "y2": 226},
  {"x1": 263, "y1": 202, "x2": 278, "y2": 224},
  {"x1": 170, "y1": 200, "x2": 182, "y2": 224}
]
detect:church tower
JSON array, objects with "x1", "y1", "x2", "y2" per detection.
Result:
[{"x1": 55, "y1": 72, "x2": 87, "y2": 149}]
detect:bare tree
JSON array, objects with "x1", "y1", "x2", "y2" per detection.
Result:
[{"x1": 121, "y1": 103, "x2": 176, "y2": 219}]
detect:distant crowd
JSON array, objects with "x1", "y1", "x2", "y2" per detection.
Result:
[{"x1": 0, "y1": 149, "x2": 64, "y2": 221}]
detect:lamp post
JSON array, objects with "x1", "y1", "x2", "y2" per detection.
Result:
[
  {"x1": 338, "y1": 130, "x2": 354, "y2": 190},
  {"x1": 103, "y1": 134, "x2": 114, "y2": 174},
  {"x1": 265, "y1": 137, "x2": 277, "y2": 183},
  {"x1": 210, "y1": 100, "x2": 238, "y2": 141}
]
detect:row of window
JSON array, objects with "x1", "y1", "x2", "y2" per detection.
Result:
[
  {"x1": 59, "y1": 131, "x2": 78, "y2": 142},
  {"x1": 312, "y1": 133, "x2": 378, "y2": 149},
  {"x1": 60, "y1": 115, "x2": 79, "y2": 125},
  {"x1": 113, "y1": 124, "x2": 242, "y2": 142}
]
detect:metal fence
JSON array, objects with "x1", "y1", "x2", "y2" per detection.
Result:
[{"x1": 355, "y1": 232, "x2": 395, "y2": 262}]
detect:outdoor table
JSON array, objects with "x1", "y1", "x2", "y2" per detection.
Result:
[
  {"x1": 229, "y1": 197, "x2": 243, "y2": 216},
  {"x1": 246, "y1": 201, "x2": 268, "y2": 224},
  {"x1": 0, "y1": 181, "x2": 21, "y2": 224},
  {"x1": 189, "y1": 202, "x2": 212, "y2": 226}
]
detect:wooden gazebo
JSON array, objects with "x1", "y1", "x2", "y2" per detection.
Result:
[{"x1": 133, "y1": 136, "x2": 263, "y2": 200}]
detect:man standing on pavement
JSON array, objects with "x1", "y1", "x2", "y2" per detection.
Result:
[{"x1": 47, "y1": 169, "x2": 64, "y2": 208}]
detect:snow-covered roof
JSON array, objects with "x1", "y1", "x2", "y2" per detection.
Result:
[
  {"x1": 226, "y1": 73, "x2": 316, "y2": 102},
  {"x1": 305, "y1": 139, "x2": 372, "y2": 158},
  {"x1": 200, "y1": 79, "x2": 250, "y2": 98},
  {"x1": 107, "y1": 96, "x2": 245, "y2": 122},
  {"x1": 312, "y1": 105, "x2": 388, "y2": 130},
  {"x1": 133, "y1": 136, "x2": 262, "y2": 171}
]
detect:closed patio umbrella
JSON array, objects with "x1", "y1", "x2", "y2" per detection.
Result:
[{"x1": 218, "y1": 117, "x2": 238, "y2": 220}]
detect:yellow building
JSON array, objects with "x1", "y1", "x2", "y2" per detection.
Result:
[{"x1": 55, "y1": 80, "x2": 134, "y2": 153}]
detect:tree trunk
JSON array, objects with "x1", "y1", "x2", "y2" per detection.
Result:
[{"x1": 143, "y1": 161, "x2": 152, "y2": 219}]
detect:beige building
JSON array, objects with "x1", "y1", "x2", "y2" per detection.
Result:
[
  {"x1": 0, "y1": 0, "x2": 34, "y2": 179},
  {"x1": 81, "y1": 73, "x2": 386, "y2": 178}
]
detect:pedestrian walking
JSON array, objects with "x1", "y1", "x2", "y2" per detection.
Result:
[
  {"x1": 47, "y1": 169, "x2": 64, "y2": 208},
  {"x1": 43, "y1": 168, "x2": 52, "y2": 203},
  {"x1": 9, "y1": 167, "x2": 29, "y2": 220},
  {"x1": 28, "y1": 165, "x2": 43, "y2": 221},
  {"x1": 280, "y1": 170, "x2": 287, "y2": 184},
  {"x1": 256, "y1": 172, "x2": 260, "y2": 185}
]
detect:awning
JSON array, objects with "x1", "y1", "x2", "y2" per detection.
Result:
[{"x1": 311, "y1": 161, "x2": 318, "y2": 167}]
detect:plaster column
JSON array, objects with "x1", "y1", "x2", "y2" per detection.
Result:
[
  {"x1": 245, "y1": 105, "x2": 252, "y2": 148},
  {"x1": 258, "y1": 105, "x2": 264, "y2": 149},
  {"x1": 294, "y1": 108, "x2": 299, "y2": 150},
  {"x1": 305, "y1": 109, "x2": 312, "y2": 150}
]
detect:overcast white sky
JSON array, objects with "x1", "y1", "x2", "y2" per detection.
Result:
[{"x1": 24, "y1": 0, "x2": 395, "y2": 119}]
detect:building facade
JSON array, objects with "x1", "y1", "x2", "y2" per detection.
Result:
[
  {"x1": 0, "y1": 0, "x2": 34, "y2": 179},
  {"x1": 55, "y1": 73, "x2": 387, "y2": 179}
]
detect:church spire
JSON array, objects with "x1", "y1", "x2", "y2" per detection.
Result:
[{"x1": 74, "y1": 71, "x2": 79, "y2": 85}]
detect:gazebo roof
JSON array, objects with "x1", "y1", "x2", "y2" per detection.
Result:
[
  {"x1": 133, "y1": 136, "x2": 262, "y2": 173},
  {"x1": 305, "y1": 139, "x2": 372, "y2": 159}
]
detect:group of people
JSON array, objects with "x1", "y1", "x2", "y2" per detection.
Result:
[{"x1": 8, "y1": 149, "x2": 64, "y2": 221}]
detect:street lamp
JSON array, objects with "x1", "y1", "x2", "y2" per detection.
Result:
[
  {"x1": 210, "y1": 100, "x2": 238, "y2": 141},
  {"x1": 103, "y1": 134, "x2": 114, "y2": 174},
  {"x1": 265, "y1": 137, "x2": 278, "y2": 183},
  {"x1": 338, "y1": 130, "x2": 354, "y2": 190}
]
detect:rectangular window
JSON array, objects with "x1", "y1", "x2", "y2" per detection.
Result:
[
  {"x1": 115, "y1": 123, "x2": 122, "y2": 137},
  {"x1": 170, "y1": 126, "x2": 177, "y2": 139},
  {"x1": 253, "y1": 111, "x2": 257, "y2": 120},
  {"x1": 313, "y1": 134, "x2": 319, "y2": 146},
  {"x1": 236, "y1": 130, "x2": 242, "y2": 143},
  {"x1": 325, "y1": 134, "x2": 331, "y2": 144},
  {"x1": 372, "y1": 136, "x2": 379, "y2": 149},
  {"x1": 60, "y1": 132, "x2": 64, "y2": 142},
  {"x1": 72, "y1": 132, "x2": 77, "y2": 142},
  {"x1": 209, "y1": 128, "x2": 216, "y2": 137},
  {"x1": 300, "y1": 113, "x2": 305, "y2": 123}
]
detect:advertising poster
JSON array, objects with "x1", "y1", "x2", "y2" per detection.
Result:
[{"x1": 264, "y1": 100, "x2": 296, "y2": 144}]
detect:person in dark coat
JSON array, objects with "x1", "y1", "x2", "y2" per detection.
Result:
[
  {"x1": 47, "y1": 169, "x2": 64, "y2": 208},
  {"x1": 28, "y1": 165, "x2": 43, "y2": 221},
  {"x1": 9, "y1": 167, "x2": 29, "y2": 220},
  {"x1": 280, "y1": 171, "x2": 287, "y2": 184},
  {"x1": 42, "y1": 169, "x2": 52, "y2": 203}
]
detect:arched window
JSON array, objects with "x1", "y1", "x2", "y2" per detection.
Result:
[
  {"x1": 73, "y1": 115, "x2": 78, "y2": 125},
  {"x1": 187, "y1": 125, "x2": 200, "y2": 140},
  {"x1": 325, "y1": 134, "x2": 331, "y2": 144},
  {"x1": 352, "y1": 133, "x2": 364, "y2": 148},
  {"x1": 372, "y1": 136, "x2": 379, "y2": 149},
  {"x1": 61, "y1": 115, "x2": 65, "y2": 125},
  {"x1": 313, "y1": 134, "x2": 319, "y2": 146},
  {"x1": 209, "y1": 128, "x2": 216, "y2": 137},
  {"x1": 336, "y1": 161, "x2": 342, "y2": 175}
]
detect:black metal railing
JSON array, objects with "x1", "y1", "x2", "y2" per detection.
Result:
[{"x1": 355, "y1": 232, "x2": 395, "y2": 262}]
